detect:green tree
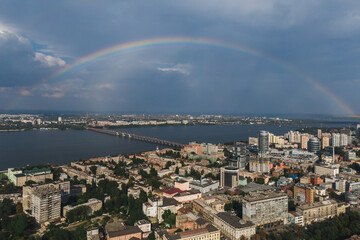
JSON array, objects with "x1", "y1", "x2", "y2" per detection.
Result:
[
  {"x1": 150, "y1": 167, "x2": 158, "y2": 178},
  {"x1": 224, "y1": 203, "x2": 233, "y2": 211},
  {"x1": 175, "y1": 166, "x2": 179, "y2": 174},
  {"x1": 89, "y1": 166, "x2": 97, "y2": 175},
  {"x1": 148, "y1": 231, "x2": 155, "y2": 240},
  {"x1": 66, "y1": 206, "x2": 90, "y2": 223},
  {"x1": 71, "y1": 226, "x2": 86, "y2": 240},
  {"x1": 256, "y1": 178, "x2": 264, "y2": 184},
  {"x1": 165, "y1": 161, "x2": 172, "y2": 169},
  {"x1": 162, "y1": 210, "x2": 171, "y2": 223}
]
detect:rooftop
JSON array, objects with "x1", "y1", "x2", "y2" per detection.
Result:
[
  {"x1": 296, "y1": 200, "x2": 337, "y2": 211},
  {"x1": 216, "y1": 212, "x2": 254, "y2": 229},
  {"x1": 32, "y1": 185, "x2": 60, "y2": 197},
  {"x1": 162, "y1": 197, "x2": 181, "y2": 207},
  {"x1": 243, "y1": 191, "x2": 287, "y2": 202},
  {"x1": 107, "y1": 226, "x2": 142, "y2": 238},
  {"x1": 168, "y1": 224, "x2": 218, "y2": 240}
]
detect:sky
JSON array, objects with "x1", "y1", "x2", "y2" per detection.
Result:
[{"x1": 0, "y1": 0, "x2": 359, "y2": 115}]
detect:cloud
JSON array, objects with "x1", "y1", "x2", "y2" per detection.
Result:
[
  {"x1": 0, "y1": 29, "x2": 66, "y2": 87},
  {"x1": 0, "y1": 1, "x2": 359, "y2": 114},
  {"x1": 157, "y1": 64, "x2": 191, "y2": 75},
  {"x1": 19, "y1": 89, "x2": 31, "y2": 96},
  {"x1": 43, "y1": 92, "x2": 65, "y2": 98},
  {"x1": 34, "y1": 52, "x2": 66, "y2": 67},
  {"x1": 96, "y1": 83, "x2": 114, "y2": 90}
]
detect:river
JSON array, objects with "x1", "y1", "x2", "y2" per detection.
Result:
[{"x1": 0, "y1": 123, "x2": 349, "y2": 169}]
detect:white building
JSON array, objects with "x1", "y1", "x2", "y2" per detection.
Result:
[
  {"x1": 314, "y1": 164, "x2": 339, "y2": 177},
  {"x1": 189, "y1": 179, "x2": 219, "y2": 193}
]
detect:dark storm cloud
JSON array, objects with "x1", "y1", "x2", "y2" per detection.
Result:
[
  {"x1": 0, "y1": 0, "x2": 359, "y2": 114},
  {"x1": 0, "y1": 30, "x2": 65, "y2": 87}
]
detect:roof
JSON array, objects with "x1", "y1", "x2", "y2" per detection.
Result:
[
  {"x1": 107, "y1": 226, "x2": 142, "y2": 238},
  {"x1": 235, "y1": 182, "x2": 275, "y2": 193},
  {"x1": 243, "y1": 191, "x2": 287, "y2": 202},
  {"x1": 168, "y1": 224, "x2": 219, "y2": 240},
  {"x1": 162, "y1": 197, "x2": 181, "y2": 207},
  {"x1": 164, "y1": 188, "x2": 185, "y2": 195},
  {"x1": 176, "y1": 180, "x2": 188, "y2": 183},
  {"x1": 23, "y1": 167, "x2": 51, "y2": 175},
  {"x1": 195, "y1": 217, "x2": 209, "y2": 226},
  {"x1": 216, "y1": 212, "x2": 254, "y2": 229}
]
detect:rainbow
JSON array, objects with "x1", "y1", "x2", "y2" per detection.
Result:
[{"x1": 8, "y1": 37, "x2": 356, "y2": 115}]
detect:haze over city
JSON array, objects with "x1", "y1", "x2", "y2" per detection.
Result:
[{"x1": 0, "y1": 1, "x2": 359, "y2": 115}]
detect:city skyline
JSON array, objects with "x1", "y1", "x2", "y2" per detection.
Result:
[{"x1": 0, "y1": 1, "x2": 359, "y2": 115}]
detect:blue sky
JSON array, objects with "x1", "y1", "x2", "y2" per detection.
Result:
[{"x1": 0, "y1": 0, "x2": 359, "y2": 115}]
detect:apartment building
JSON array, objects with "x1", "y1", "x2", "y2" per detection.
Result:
[
  {"x1": 23, "y1": 181, "x2": 70, "y2": 212},
  {"x1": 242, "y1": 192, "x2": 288, "y2": 228},
  {"x1": 31, "y1": 184, "x2": 61, "y2": 224},
  {"x1": 294, "y1": 183, "x2": 315, "y2": 203}
]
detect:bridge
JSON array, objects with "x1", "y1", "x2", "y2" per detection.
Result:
[{"x1": 86, "y1": 127, "x2": 186, "y2": 148}]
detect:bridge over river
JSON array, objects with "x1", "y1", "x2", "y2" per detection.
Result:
[{"x1": 86, "y1": 127, "x2": 186, "y2": 148}]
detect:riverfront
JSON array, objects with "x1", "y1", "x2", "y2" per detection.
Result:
[{"x1": 0, "y1": 123, "x2": 350, "y2": 169}]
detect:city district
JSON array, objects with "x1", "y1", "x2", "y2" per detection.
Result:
[{"x1": 1, "y1": 126, "x2": 360, "y2": 240}]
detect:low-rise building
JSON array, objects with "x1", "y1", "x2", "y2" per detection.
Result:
[
  {"x1": 8, "y1": 167, "x2": 53, "y2": 187},
  {"x1": 107, "y1": 225, "x2": 142, "y2": 240},
  {"x1": 189, "y1": 179, "x2": 219, "y2": 193},
  {"x1": 162, "y1": 224, "x2": 220, "y2": 240},
  {"x1": 63, "y1": 198, "x2": 102, "y2": 217},
  {"x1": 314, "y1": 164, "x2": 339, "y2": 177},
  {"x1": 143, "y1": 197, "x2": 183, "y2": 222},
  {"x1": 296, "y1": 200, "x2": 347, "y2": 225},
  {"x1": 213, "y1": 212, "x2": 255, "y2": 240},
  {"x1": 135, "y1": 220, "x2": 151, "y2": 238}
]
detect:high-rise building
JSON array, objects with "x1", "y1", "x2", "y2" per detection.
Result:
[
  {"x1": 340, "y1": 133, "x2": 349, "y2": 146},
  {"x1": 301, "y1": 134, "x2": 310, "y2": 150},
  {"x1": 357, "y1": 124, "x2": 360, "y2": 138},
  {"x1": 317, "y1": 129, "x2": 322, "y2": 139},
  {"x1": 308, "y1": 138, "x2": 320, "y2": 153},
  {"x1": 258, "y1": 131, "x2": 269, "y2": 154},
  {"x1": 242, "y1": 192, "x2": 288, "y2": 228},
  {"x1": 288, "y1": 131, "x2": 295, "y2": 143},
  {"x1": 331, "y1": 133, "x2": 340, "y2": 147},
  {"x1": 220, "y1": 167, "x2": 239, "y2": 188},
  {"x1": 249, "y1": 156, "x2": 270, "y2": 173},
  {"x1": 321, "y1": 135, "x2": 330, "y2": 149},
  {"x1": 228, "y1": 145, "x2": 247, "y2": 169},
  {"x1": 31, "y1": 185, "x2": 61, "y2": 224}
]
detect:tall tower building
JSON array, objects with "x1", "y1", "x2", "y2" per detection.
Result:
[
  {"x1": 220, "y1": 167, "x2": 239, "y2": 188},
  {"x1": 317, "y1": 129, "x2": 322, "y2": 139},
  {"x1": 31, "y1": 185, "x2": 61, "y2": 224},
  {"x1": 228, "y1": 145, "x2": 247, "y2": 169},
  {"x1": 321, "y1": 136, "x2": 330, "y2": 149},
  {"x1": 308, "y1": 138, "x2": 320, "y2": 153},
  {"x1": 331, "y1": 133, "x2": 340, "y2": 147},
  {"x1": 301, "y1": 134, "x2": 310, "y2": 150},
  {"x1": 258, "y1": 131, "x2": 269, "y2": 154}
]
